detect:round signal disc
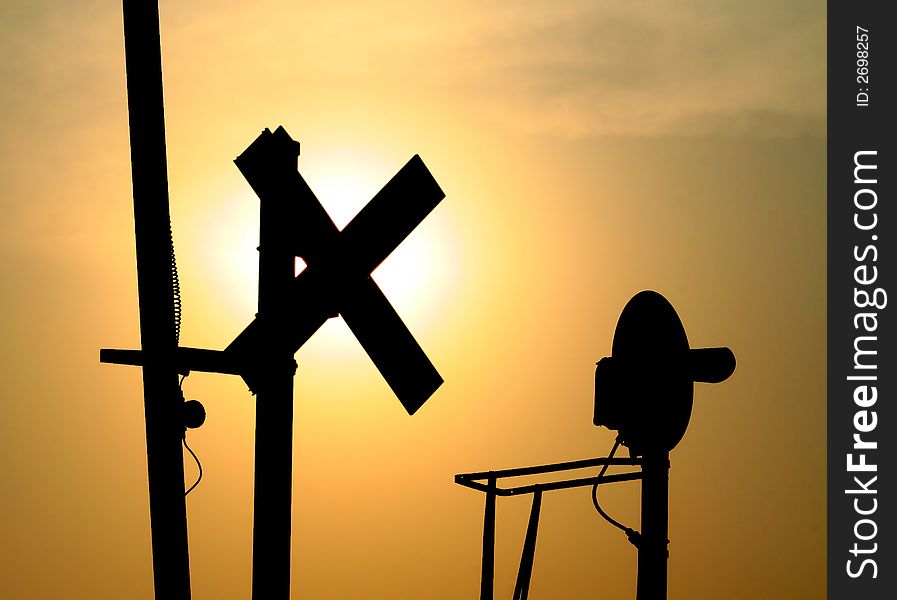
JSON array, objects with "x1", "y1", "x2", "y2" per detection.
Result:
[{"x1": 611, "y1": 290, "x2": 693, "y2": 453}]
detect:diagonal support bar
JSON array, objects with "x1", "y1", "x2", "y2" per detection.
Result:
[{"x1": 513, "y1": 490, "x2": 542, "y2": 600}]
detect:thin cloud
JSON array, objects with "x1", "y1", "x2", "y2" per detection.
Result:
[{"x1": 442, "y1": 1, "x2": 826, "y2": 138}]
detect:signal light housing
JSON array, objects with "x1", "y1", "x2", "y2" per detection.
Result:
[{"x1": 594, "y1": 291, "x2": 735, "y2": 455}]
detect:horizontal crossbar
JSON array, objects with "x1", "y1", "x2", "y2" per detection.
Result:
[
  {"x1": 455, "y1": 456, "x2": 643, "y2": 496},
  {"x1": 100, "y1": 347, "x2": 243, "y2": 376}
]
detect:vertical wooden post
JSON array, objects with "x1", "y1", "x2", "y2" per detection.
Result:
[
  {"x1": 121, "y1": 1, "x2": 191, "y2": 597},
  {"x1": 246, "y1": 139, "x2": 299, "y2": 599},
  {"x1": 636, "y1": 452, "x2": 670, "y2": 600}
]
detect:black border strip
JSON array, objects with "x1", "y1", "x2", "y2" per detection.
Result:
[{"x1": 828, "y1": 3, "x2": 895, "y2": 597}]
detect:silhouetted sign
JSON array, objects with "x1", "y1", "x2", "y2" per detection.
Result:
[
  {"x1": 594, "y1": 291, "x2": 736, "y2": 454},
  {"x1": 101, "y1": 127, "x2": 446, "y2": 416},
  {"x1": 226, "y1": 127, "x2": 445, "y2": 414}
]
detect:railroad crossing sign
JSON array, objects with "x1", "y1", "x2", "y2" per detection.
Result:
[
  {"x1": 227, "y1": 125, "x2": 444, "y2": 413},
  {"x1": 102, "y1": 125, "x2": 445, "y2": 599},
  {"x1": 103, "y1": 125, "x2": 445, "y2": 411}
]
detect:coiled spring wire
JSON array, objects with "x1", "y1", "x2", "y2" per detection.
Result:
[{"x1": 168, "y1": 219, "x2": 182, "y2": 344}]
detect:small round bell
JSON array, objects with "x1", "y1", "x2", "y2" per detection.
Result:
[{"x1": 183, "y1": 399, "x2": 206, "y2": 430}]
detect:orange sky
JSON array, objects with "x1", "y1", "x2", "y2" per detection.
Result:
[{"x1": 0, "y1": 1, "x2": 825, "y2": 598}]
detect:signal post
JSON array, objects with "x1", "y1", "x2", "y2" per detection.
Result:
[
  {"x1": 637, "y1": 451, "x2": 670, "y2": 600},
  {"x1": 457, "y1": 291, "x2": 736, "y2": 600},
  {"x1": 239, "y1": 133, "x2": 301, "y2": 599}
]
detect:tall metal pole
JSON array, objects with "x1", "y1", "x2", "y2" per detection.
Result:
[
  {"x1": 121, "y1": 1, "x2": 192, "y2": 598},
  {"x1": 480, "y1": 477, "x2": 497, "y2": 600},
  {"x1": 245, "y1": 141, "x2": 299, "y2": 599},
  {"x1": 636, "y1": 452, "x2": 669, "y2": 600}
]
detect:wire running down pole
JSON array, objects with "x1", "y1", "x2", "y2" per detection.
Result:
[{"x1": 121, "y1": 0, "x2": 192, "y2": 597}]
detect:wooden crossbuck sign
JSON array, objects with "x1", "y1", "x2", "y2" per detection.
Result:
[
  {"x1": 105, "y1": 126, "x2": 445, "y2": 412},
  {"x1": 102, "y1": 125, "x2": 445, "y2": 598},
  {"x1": 228, "y1": 126, "x2": 445, "y2": 413}
]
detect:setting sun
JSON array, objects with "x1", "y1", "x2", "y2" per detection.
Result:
[{"x1": 193, "y1": 149, "x2": 452, "y2": 347}]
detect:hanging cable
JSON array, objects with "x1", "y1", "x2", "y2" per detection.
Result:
[
  {"x1": 183, "y1": 436, "x2": 203, "y2": 496},
  {"x1": 591, "y1": 437, "x2": 641, "y2": 547},
  {"x1": 178, "y1": 373, "x2": 202, "y2": 496}
]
